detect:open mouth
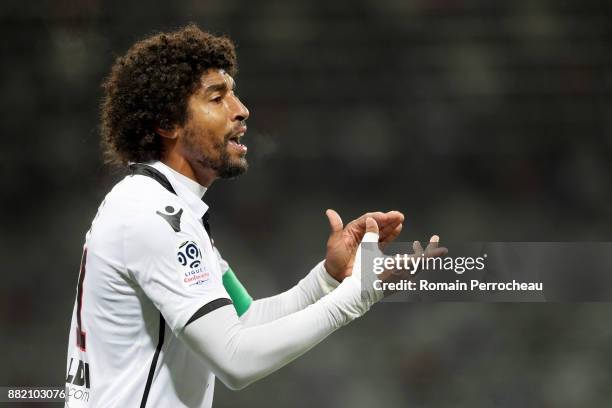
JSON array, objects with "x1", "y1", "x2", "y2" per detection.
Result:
[{"x1": 228, "y1": 132, "x2": 247, "y2": 154}]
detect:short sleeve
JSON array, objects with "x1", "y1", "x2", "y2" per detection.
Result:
[{"x1": 124, "y1": 213, "x2": 231, "y2": 333}]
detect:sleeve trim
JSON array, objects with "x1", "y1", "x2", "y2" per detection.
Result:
[{"x1": 185, "y1": 298, "x2": 233, "y2": 327}]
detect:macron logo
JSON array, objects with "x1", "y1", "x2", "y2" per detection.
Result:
[{"x1": 156, "y1": 205, "x2": 183, "y2": 232}]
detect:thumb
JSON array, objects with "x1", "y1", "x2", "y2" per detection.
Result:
[
  {"x1": 363, "y1": 217, "x2": 379, "y2": 242},
  {"x1": 326, "y1": 209, "x2": 344, "y2": 233}
]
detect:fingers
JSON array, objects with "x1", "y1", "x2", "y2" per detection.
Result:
[
  {"x1": 413, "y1": 240, "x2": 424, "y2": 256},
  {"x1": 382, "y1": 223, "x2": 403, "y2": 242},
  {"x1": 425, "y1": 235, "x2": 439, "y2": 252},
  {"x1": 363, "y1": 217, "x2": 380, "y2": 243},
  {"x1": 353, "y1": 212, "x2": 384, "y2": 230},
  {"x1": 344, "y1": 210, "x2": 405, "y2": 247},
  {"x1": 350, "y1": 211, "x2": 404, "y2": 230},
  {"x1": 377, "y1": 211, "x2": 404, "y2": 230},
  {"x1": 365, "y1": 217, "x2": 379, "y2": 234},
  {"x1": 359, "y1": 211, "x2": 403, "y2": 226},
  {"x1": 424, "y1": 235, "x2": 448, "y2": 258},
  {"x1": 379, "y1": 223, "x2": 403, "y2": 249},
  {"x1": 413, "y1": 235, "x2": 448, "y2": 258},
  {"x1": 325, "y1": 209, "x2": 344, "y2": 233},
  {"x1": 385, "y1": 210, "x2": 404, "y2": 224},
  {"x1": 368, "y1": 211, "x2": 405, "y2": 245}
]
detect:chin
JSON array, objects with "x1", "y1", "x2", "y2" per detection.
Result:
[{"x1": 217, "y1": 159, "x2": 248, "y2": 179}]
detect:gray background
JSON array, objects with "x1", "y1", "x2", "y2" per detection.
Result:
[{"x1": 1, "y1": 0, "x2": 611, "y2": 407}]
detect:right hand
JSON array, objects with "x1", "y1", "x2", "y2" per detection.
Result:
[{"x1": 377, "y1": 235, "x2": 448, "y2": 297}]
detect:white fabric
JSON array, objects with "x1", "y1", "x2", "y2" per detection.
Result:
[
  {"x1": 64, "y1": 158, "x2": 380, "y2": 407},
  {"x1": 65, "y1": 163, "x2": 228, "y2": 408},
  {"x1": 182, "y1": 231, "x2": 384, "y2": 390},
  {"x1": 149, "y1": 161, "x2": 208, "y2": 216},
  {"x1": 152, "y1": 161, "x2": 208, "y2": 198},
  {"x1": 240, "y1": 260, "x2": 340, "y2": 326}
]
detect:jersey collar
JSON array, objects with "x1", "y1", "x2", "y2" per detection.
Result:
[{"x1": 148, "y1": 161, "x2": 209, "y2": 218}]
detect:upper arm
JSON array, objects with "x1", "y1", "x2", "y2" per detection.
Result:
[{"x1": 123, "y1": 212, "x2": 231, "y2": 333}]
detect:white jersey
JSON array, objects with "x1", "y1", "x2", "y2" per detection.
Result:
[{"x1": 65, "y1": 162, "x2": 232, "y2": 407}]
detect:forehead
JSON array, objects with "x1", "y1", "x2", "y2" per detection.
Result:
[{"x1": 199, "y1": 68, "x2": 235, "y2": 90}]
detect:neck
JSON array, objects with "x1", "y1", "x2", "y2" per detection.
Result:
[{"x1": 161, "y1": 152, "x2": 217, "y2": 188}]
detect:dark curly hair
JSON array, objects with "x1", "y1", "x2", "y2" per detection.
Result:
[{"x1": 101, "y1": 24, "x2": 237, "y2": 165}]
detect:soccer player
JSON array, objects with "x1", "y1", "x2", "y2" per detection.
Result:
[{"x1": 64, "y1": 24, "x2": 445, "y2": 407}]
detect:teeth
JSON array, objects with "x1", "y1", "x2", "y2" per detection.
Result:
[
  {"x1": 229, "y1": 132, "x2": 245, "y2": 144},
  {"x1": 230, "y1": 135, "x2": 243, "y2": 143}
]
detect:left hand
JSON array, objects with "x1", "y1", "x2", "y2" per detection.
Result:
[{"x1": 323, "y1": 209, "x2": 404, "y2": 282}]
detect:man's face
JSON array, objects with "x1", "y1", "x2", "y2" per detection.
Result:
[{"x1": 179, "y1": 69, "x2": 250, "y2": 179}]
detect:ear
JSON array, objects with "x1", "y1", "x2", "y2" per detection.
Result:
[{"x1": 156, "y1": 126, "x2": 179, "y2": 140}]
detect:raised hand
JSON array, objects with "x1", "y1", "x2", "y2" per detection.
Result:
[{"x1": 324, "y1": 209, "x2": 404, "y2": 282}]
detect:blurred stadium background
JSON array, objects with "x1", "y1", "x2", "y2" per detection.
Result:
[{"x1": 1, "y1": 0, "x2": 611, "y2": 406}]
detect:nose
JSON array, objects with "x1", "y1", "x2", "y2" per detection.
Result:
[{"x1": 232, "y1": 95, "x2": 249, "y2": 122}]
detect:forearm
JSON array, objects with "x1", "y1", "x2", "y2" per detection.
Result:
[
  {"x1": 182, "y1": 234, "x2": 383, "y2": 390},
  {"x1": 182, "y1": 274, "x2": 376, "y2": 390},
  {"x1": 239, "y1": 260, "x2": 340, "y2": 326}
]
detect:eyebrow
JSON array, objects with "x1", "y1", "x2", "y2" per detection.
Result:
[{"x1": 203, "y1": 81, "x2": 236, "y2": 95}]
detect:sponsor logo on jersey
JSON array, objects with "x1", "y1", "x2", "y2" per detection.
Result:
[
  {"x1": 66, "y1": 357, "x2": 91, "y2": 388},
  {"x1": 177, "y1": 241, "x2": 210, "y2": 287},
  {"x1": 156, "y1": 205, "x2": 183, "y2": 232},
  {"x1": 65, "y1": 357, "x2": 91, "y2": 403}
]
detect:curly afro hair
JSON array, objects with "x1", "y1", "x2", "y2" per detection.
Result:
[{"x1": 101, "y1": 24, "x2": 237, "y2": 165}]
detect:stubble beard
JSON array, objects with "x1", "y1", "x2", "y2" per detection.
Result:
[{"x1": 184, "y1": 128, "x2": 248, "y2": 179}]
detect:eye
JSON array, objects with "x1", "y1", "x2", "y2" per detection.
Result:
[{"x1": 211, "y1": 96, "x2": 223, "y2": 103}]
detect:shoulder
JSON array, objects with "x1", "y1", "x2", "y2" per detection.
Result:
[
  {"x1": 116, "y1": 177, "x2": 206, "y2": 250},
  {"x1": 106, "y1": 175, "x2": 182, "y2": 224},
  {"x1": 100, "y1": 175, "x2": 186, "y2": 243},
  {"x1": 110, "y1": 173, "x2": 180, "y2": 208}
]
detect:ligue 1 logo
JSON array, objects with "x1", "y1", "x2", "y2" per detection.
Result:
[
  {"x1": 177, "y1": 241, "x2": 202, "y2": 269},
  {"x1": 177, "y1": 241, "x2": 210, "y2": 287}
]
